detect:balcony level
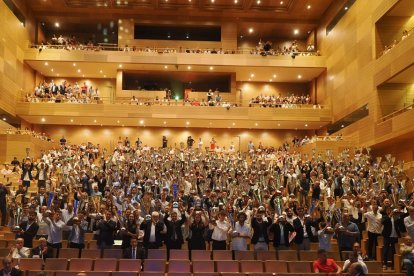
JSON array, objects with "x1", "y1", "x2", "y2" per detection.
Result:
[{"x1": 15, "y1": 102, "x2": 332, "y2": 130}]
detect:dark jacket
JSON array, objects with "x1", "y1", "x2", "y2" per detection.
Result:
[
  {"x1": 269, "y1": 221, "x2": 295, "y2": 247},
  {"x1": 18, "y1": 221, "x2": 39, "y2": 248},
  {"x1": 32, "y1": 245, "x2": 53, "y2": 260},
  {"x1": 123, "y1": 246, "x2": 145, "y2": 259},
  {"x1": 140, "y1": 220, "x2": 165, "y2": 248},
  {"x1": 381, "y1": 214, "x2": 403, "y2": 238},
  {"x1": 251, "y1": 217, "x2": 272, "y2": 244},
  {"x1": 0, "y1": 268, "x2": 23, "y2": 276},
  {"x1": 21, "y1": 163, "x2": 34, "y2": 181},
  {"x1": 164, "y1": 213, "x2": 186, "y2": 244},
  {"x1": 95, "y1": 219, "x2": 117, "y2": 246},
  {"x1": 293, "y1": 217, "x2": 318, "y2": 244}
]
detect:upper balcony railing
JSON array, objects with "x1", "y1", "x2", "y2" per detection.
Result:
[{"x1": 379, "y1": 103, "x2": 414, "y2": 123}]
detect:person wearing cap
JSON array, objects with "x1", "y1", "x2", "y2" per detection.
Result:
[
  {"x1": 269, "y1": 214, "x2": 294, "y2": 250},
  {"x1": 140, "y1": 211, "x2": 165, "y2": 250},
  {"x1": 381, "y1": 206, "x2": 403, "y2": 270},
  {"x1": 231, "y1": 212, "x2": 251, "y2": 251},
  {"x1": 8, "y1": 238, "x2": 30, "y2": 260},
  {"x1": 31, "y1": 237, "x2": 52, "y2": 260},
  {"x1": 16, "y1": 211, "x2": 39, "y2": 248},
  {"x1": 251, "y1": 207, "x2": 272, "y2": 251},
  {"x1": 67, "y1": 215, "x2": 88, "y2": 249}
]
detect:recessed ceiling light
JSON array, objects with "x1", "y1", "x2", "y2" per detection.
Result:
[
  {"x1": 234, "y1": 0, "x2": 238, "y2": 3},
  {"x1": 341, "y1": 124, "x2": 345, "y2": 128},
  {"x1": 94, "y1": 119, "x2": 97, "y2": 123},
  {"x1": 305, "y1": 124, "x2": 308, "y2": 127},
  {"x1": 41, "y1": 118, "x2": 46, "y2": 122},
  {"x1": 140, "y1": 120, "x2": 144, "y2": 124},
  {"x1": 250, "y1": 73, "x2": 255, "y2": 77},
  {"x1": 255, "y1": 123, "x2": 258, "y2": 126},
  {"x1": 163, "y1": 121, "x2": 166, "y2": 124},
  {"x1": 269, "y1": 79, "x2": 272, "y2": 82},
  {"x1": 77, "y1": 69, "x2": 81, "y2": 73},
  {"x1": 232, "y1": 122, "x2": 235, "y2": 126},
  {"x1": 119, "y1": 64, "x2": 123, "y2": 68},
  {"x1": 211, "y1": 0, "x2": 214, "y2": 3},
  {"x1": 50, "y1": 68, "x2": 54, "y2": 72},
  {"x1": 70, "y1": 119, "x2": 74, "y2": 122},
  {"x1": 2, "y1": 118, "x2": 6, "y2": 121},
  {"x1": 280, "y1": 1, "x2": 283, "y2": 4},
  {"x1": 104, "y1": 75, "x2": 107, "y2": 78},
  {"x1": 248, "y1": 28, "x2": 254, "y2": 33},
  {"x1": 307, "y1": 4, "x2": 311, "y2": 9},
  {"x1": 344, "y1": 6, "x2": 348, "y2": 10},
  {"x1": 298, "y1": 75, "x2": 302, "y2": 79},
  {"x1": 277, "y1": 123, "x2": 281, "y2": 126},
  {"x1": 100, "y1": 70, "x2": 103, "y2": 73},
  {"x1": 82, "y1": 74, "x2": 85, "y2": 77},
  {"x1": 256, "y1": 0, "x2": 261, "y2": 4},
  {"x1": 273, "y1": 74, "x2": 277, "y2": 78},
  {"x1": 73, "y1": 63, "x2": 76, "y2": 67},
  {"x1": 117, "y1": 120, "x2": 120, "y2": 123},
  {"x1": 55, "y1": 22, "x2": 60, "y2": 28},
  {"x1": 294, "y1": 29, "x2": 299, "y2": 35},
  {"x1": 187, "y1": 66, "x2": 192, "y2": 70},
  {"x1": 248, "y1": 78, "x2": 251, "y2": 81},
  {"x1": 209, "y1": 66, "x2": 214, "y2": 70},
  {"x1": 186, "y1": 121, "x2": 190, "y2": 125},
  {"x1": 164, "y1": 65, "x2": 168, "y2": 69},
  {"x1": 44, "y1": 62, "x2": 48, "y2": 66},
  {"x1": 57, "y1": 74, "x2": 60, "y2": 77}
]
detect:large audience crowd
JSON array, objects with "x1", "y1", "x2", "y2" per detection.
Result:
[{"x1": 0, "y1": 135, "x2": 413, "y2": 275}]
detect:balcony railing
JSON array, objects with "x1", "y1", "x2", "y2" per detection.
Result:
[{"x1": 379, "y1": 103, "x2": 414, "y2": 123}]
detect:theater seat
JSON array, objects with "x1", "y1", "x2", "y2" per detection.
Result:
[
  {"x1": 299, "y1": 250, "x2": 317, "y2": 261},
  {"x1": 240, "y1": 260, "x2": 264, "y2": 273},
  {"x1": 44, "y1": 258, "x2": 68, "y2": 271},
  {"x1": 170, "y1": 249, "x2": 189, "y2": 260},
  {"x1": 143, "y1": 259, "x2": 166, "y2": 272},
  {"x1": 192, "y1": 260, "x2": 215, "y2": 273},
  {"x1": 102, "y1": 249, "x2": 123, "y2": 259},
  {"x1": 147, "y1": 249, "x2": 167, "y2": 259},
  {"x1": 264, "y1": 260, "x2": 288, "y2": 273},
  {"x1": 168, "y1": 260, "x2": 191, "y2": 273},
  {"x1": 215, "y1": 261, "x2": 239, "y2": 272},
  {"x1": 287, "y1": 261, "x2": 312, "y2": 273},
  {"x1": 69, "y1": 258, "x2": 93, "y2": 271},
  {"x1": 59, "y1": 248, "x2": 80, "y2": 259},
  {"x1": 192, "y1": 250, "x2": 212, "y2": 260},
  {"x1": 118, "y1": 259, "x2": 142, "y2": 272},
  {"x1": 213, "y1": 250, "x2": 233, "y2": 260},
  {"x1": 140, "y1": 272, "x2": 165, "y2": 276},
  {"x1": 93, "y1": 258, "x2": 118, "y2": 271},
  {"x1": 81, "y1": 249, "x2": 101, "y2": 259},
  {"x1": 26, "y1": 271, "x2": 54, "y2": 276},
  {"x1": 112, "y1": 272, "x2": 137, "y2": 276},
  {"x1": 278, "y1": 250, "x2": 298, "y2": 261},
  {"x1": 234, "y1": 251, "x2": 255, "y2": 260},
  {"x1": 255, "y1": 251, "x2": 277, "y2": 261},
  {"x1": 365, "y1": 261, "x2": 382, "y2": 273},
  {"x1": 18, "y1": 258, "x2": 43, "y2": 271}
]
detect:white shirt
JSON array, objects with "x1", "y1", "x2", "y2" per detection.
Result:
[
  {"x1": 404, "y1": 216, "x2": 414, "y2": 240},
  {"x1": 363, "y1": 211, "x2": 382, "y2": 234},
  {"x1": 232, "y1": 222, "x2": 251, "y2": 251},
  {"x1": 45, "y1": 218, "x2": 65, "y2": 244},
  {"x1": 10, "y1": 247, "x2": 30, "y2": 259},
  {"x1": 149, "y1": 223, "x2": 156, "y2": 242},
  {"x1": 211, "y1": 220, "x2": 231, "y2": 241}
]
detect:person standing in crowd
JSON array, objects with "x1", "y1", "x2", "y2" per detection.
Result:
[
  {"x1": 404, "y1": 207, "x2": 414, "y2": 240},
  {"x1": 162, "y1": 136, "x2": 168, "y2": 149},
  {"x1": 188, "y1": 209, "x2": 208, "y2": 250},
  {"x1": 363, "y1": 199, "x2": 382, "y2": 260},
  {"x1": 0, "y1": 182, "x2": 9, "y2": 226},
  {"x1": 335, "y1": 213, "x2": 360, "y2": 252},
  {"x1": 293, "y1": 206, "x2": 314, "y2": 250},
  {"x1": 17, "y1": 211, "x2": 39, "y2": 248},
  {"x1": 231, "y1": 212, "x2": 251, "y2": 251},
  {"x1": 35, "y1": 161, "x2": 49, "y2": 189},
  {"x1": 21, "y1": 158, "x2": 34, "y2": 188},
  {"x1": 140, "y1": 212, "x2": 165, "y2": 250},
  {"x1": 67, "y1": 216, "x2": 88, "y2": 249},
  {"x1": 251, "y1": 207, "x2": 272, "y2": 251},
  {"x1": 44, "y1": 211, "x2": 65, "y2": 251},
  {"x1": 381, "y1": 207, "x2": 403, "y2": 270},
  {"x1": 95, "y1": 210, "x2": 117, "y2": 249},
  {"x1": 210, "y1": 210, "x2": 231, "y2": 250},
  {"x1": 164, "y1": 206, "x2": 186, "y2": 251},
  {"x1": 269, "y1": 214, "x2": 294, "y2": 250}
]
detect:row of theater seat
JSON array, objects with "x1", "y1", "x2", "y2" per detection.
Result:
[
  {"x1": 15, "y1": 258, "x2": 385, "y2": 274},
  {"x1": 16, "y1": 272, "x2": 409, "y2": 276},
  {"x1": 25, "y1": 248, "x2": 343, "y2": 261}
]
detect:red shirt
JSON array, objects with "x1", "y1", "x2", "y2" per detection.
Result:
[{"x1": 313, "y1": 258, "x2": 338, "y2": 273}]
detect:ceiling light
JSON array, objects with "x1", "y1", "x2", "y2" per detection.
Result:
[
  {"x1": 211, "y1": 0, "x2": 214, "y2": 3},
  {"x1": 255, "y1": 123, "x2": 258, "y2": 126},
  {"x1": 55, "y1": 22, "x2": 60, "y2": 28},
  {"x1": 186, "y1": 121, "x2": 190, "y2": 125},
  {"x1": 41, "y1": 118, "x2": 46, "y2": 122},
  {"x1": 82, "y1": 74, "x2": 85, "y2": 77},
  {"x1": 187, "y1": 66, "x2": 192, "y2": 70},
  {"x1": 77, "y1": 69, "x2": 81, "y2": 73},
  {"x1": 234, "y1": 0, "x2": 238, "y2": 3},
  {"x1": 70, "y1": 119, "x2": 74, "y2": 122},
  {"x1": 280, "y1": 1, "x2": 283, "y2": 4},
  {"x1": 248, "y1": 28, "x2": 254, "y2": 33},
  {"x1": 164, "y1": 65, "x2": 168, "y2": 69},
  {"x1": 250, "y1": 73, "x2": 255, "y2": 78},
  {"x1": 94, "y1": 120, "x2": 97, "y2": 123},
  {"x1": 57, "y1": 74, "x2": 60, "y2": 77},
  {"x1": 277, "y1": 123, "x2": 281, "y2": 126},
  {"x1": 44, "y1": 62, "x2": 48, "y2": 66},
  {"x1": 248, "y1": 78, "x2": 251, "y2": 81},
  {"x1": 305, "y1": 124, "x2": 308, "y2": 127},
  {"x1": 273, "y1": 74, "x2": 276, "y2": 78},
  {"x1": 298, "y1": 75, "x2": 302, "y2": 79},
  {"x1": 344, "y1": 6, "x2": 348, "y2": 10},
  {"x1": 104, "y1": 75, "x2": 107, "y2": 78},
  {"x1": 269, "y1": 79, "x2": 272, "y2": 82},
  {"x1": 100, "y1": 70, "x2": 103, "y2": 73},
  {"x1": 341, "y1": 124, "x2": 345, "y2": 128},
  {"x1": 163, "y1": 121, "x2": 166, "y2": 125},
  {"x1": 307, "y1": 4, "x2": 311, "y2": 9},
  {"x1": 2, "y1": 118, "x2": 6, "y2": 121},
  {"x1": 50, "y1": 68, "x2": 54, "y2": 72},
  {"x1": 73, "y1": 63, "x2": 76, "y2": 66},
  {"x1": 117, "y1": 120, "x2": 120, "y2": 123},
  {"x1": 119, "y1": 64, "x2": 123, "y2": 68},
  {"x1": 256, "y1": 0, "x2": 261, "y2": 4},
  {"x1": 232, "y1": 122, "x2": 235, "y2": 126},
  {"x1": 209, "y1": 66, "x2": 214, "y2": 70},
  {"x1": 138, "y1": 120, "x2": 144, "y2": 125},
  {"x1": 294, "y1": 29, "x2": 299, "y2": 35}
]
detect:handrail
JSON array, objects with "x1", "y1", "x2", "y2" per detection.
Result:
[
  {"x1": 30, "y1": 43, "x2": 321, "y2": 56},
  {"x1": 380, "y1": 103, "x2": 414, "y2": 123},
  {"x1": 1, "y1": 129, "x2": 55, "y2": 143}
]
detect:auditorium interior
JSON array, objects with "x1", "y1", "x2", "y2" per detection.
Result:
[{"x1": 1, "y1": 0, "x2": 414, "y2": 275}]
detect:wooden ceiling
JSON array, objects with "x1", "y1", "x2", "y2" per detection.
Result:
[{"x1": 24, "y1": 0, "x2": 335, "y2": 39}]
